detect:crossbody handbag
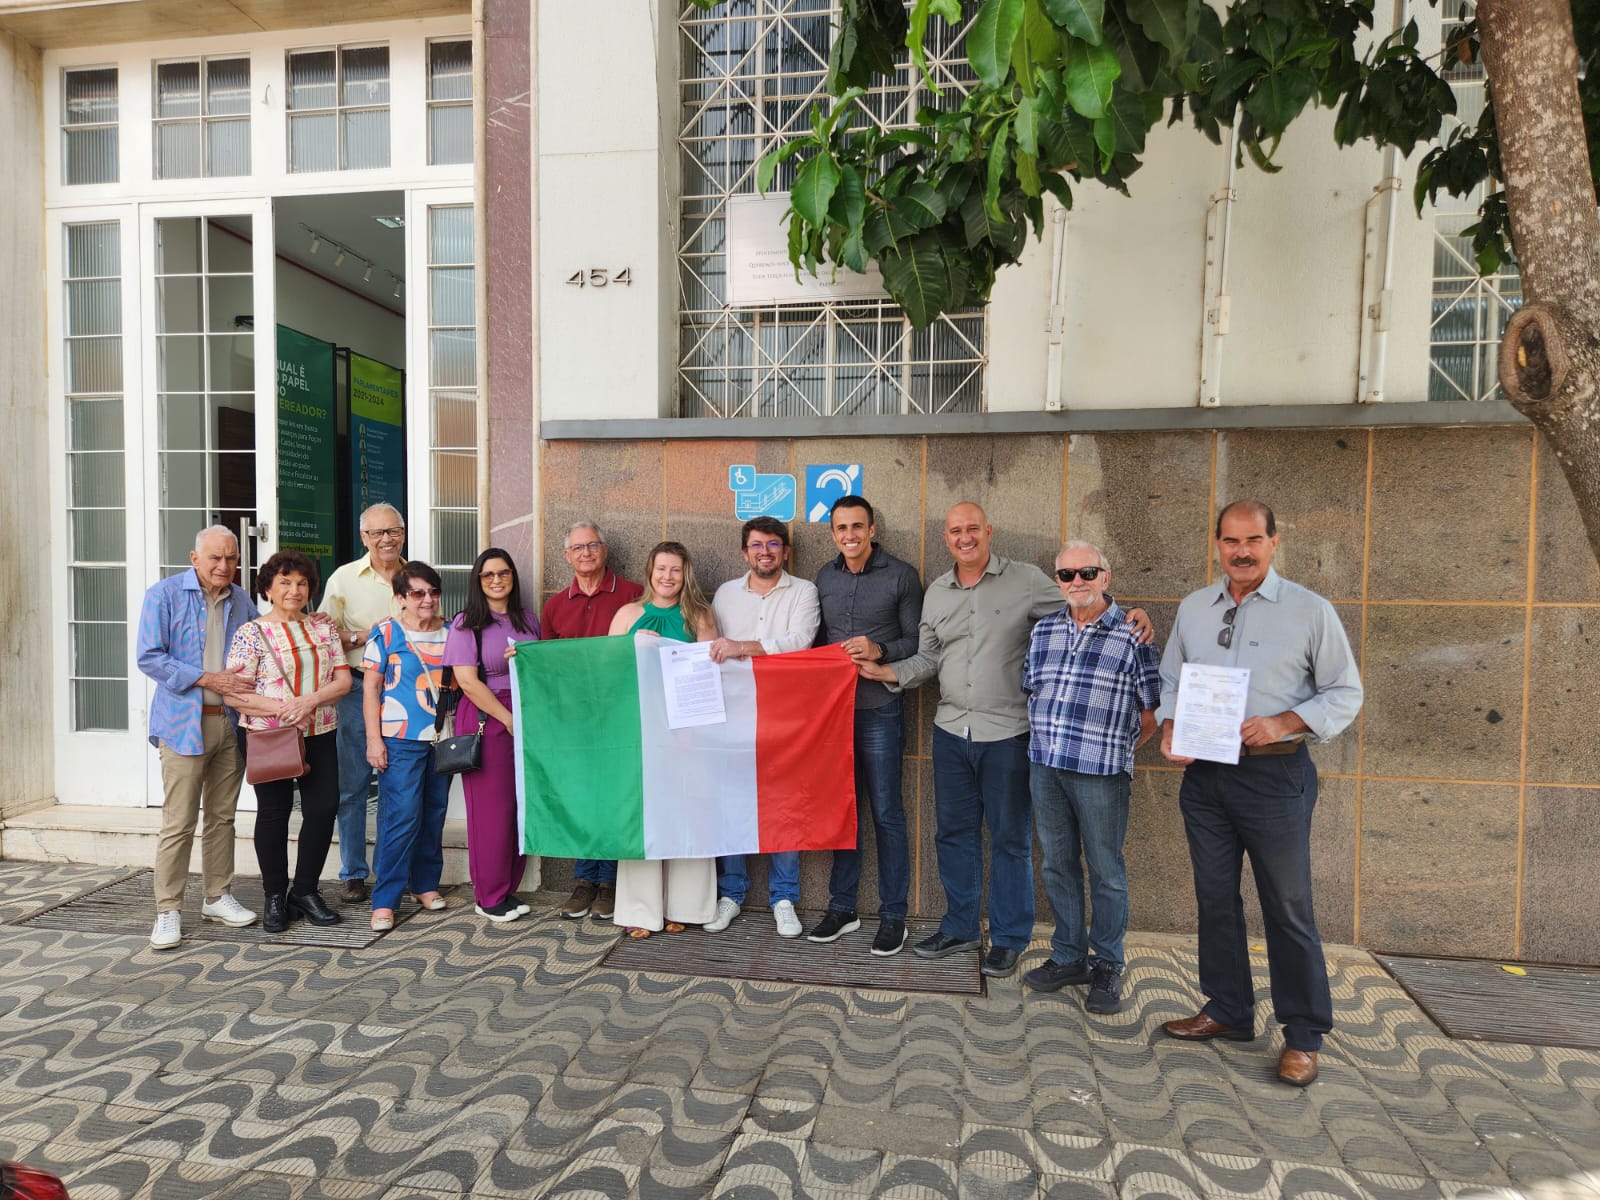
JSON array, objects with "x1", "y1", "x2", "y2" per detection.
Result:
[
  {"x1": 432, "y1": 625, "x2": 486, "y2": 776},
  {"x1": 243, "y1": 621, "x2": 310, "y2": 786}
]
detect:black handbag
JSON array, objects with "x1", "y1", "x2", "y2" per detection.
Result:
[{"x1": 432, "y1": 626, "x2": 486, "y2": 776}]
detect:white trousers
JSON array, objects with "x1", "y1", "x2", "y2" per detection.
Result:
[{"x1": 613, "y1": 858, "x2": 717, "y2": 931}]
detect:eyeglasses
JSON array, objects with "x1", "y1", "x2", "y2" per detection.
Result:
[
  {"x1": 566, "y1": 541, "x2": 604, "y2": 554},
  {"x1": 363, "y1": 527, "x2": 405, "y2": 540},
  {"x1": 747, "y1": 540, "x2": 785, "y2": 553},
  {"x1": 406, "y1": 587, "x2": 441, "y2": 600},
  {"x1": 1055, "y1": 567, "x2": 1103, "y2": 583},
  {"x1": 1217, "y1": 605, "x2": 1238, "y2": 649},
  {"x1": 479, "y1": 569, "x2": 513, "y2": 581}
]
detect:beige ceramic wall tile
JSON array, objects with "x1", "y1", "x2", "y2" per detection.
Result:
[
  {"x1": 1367, "y1": 427, "x2": 1533, "y2": 603},
  {"x1": 1361, "y1": 603, "x2": 1524, "y2": 782},
  {"x1": 1358, "y1": 779, "x2": 1518, "y2": 958}
]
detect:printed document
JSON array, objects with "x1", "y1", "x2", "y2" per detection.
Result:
[
  {"x1": 661, "y1": 641, "x2": 727, "y2": 729},
  {"x1": 1171, "y1": 663, "x2": 1251, "y2": 764}
]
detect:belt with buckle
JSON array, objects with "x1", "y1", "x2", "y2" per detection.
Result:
[
  {"x1": 201, "y1": 705, "x2": 226, "y2": 716},
  {"x1": 1239, "y1": 739, "x2": 1303, "y2": 757}
]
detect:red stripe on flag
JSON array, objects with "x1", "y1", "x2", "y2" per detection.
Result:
[{"x1": 751, "y1": 644, "x2": 858, "y2": 853}]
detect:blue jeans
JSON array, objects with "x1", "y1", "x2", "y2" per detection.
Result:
[
  {"x1": 334, "y1": 685, "x2": 374, "y2": 881},
  {"x1": 371, "y1": 737, "x2": 451, "y2": 912},
  {"x1": 827, "y1": 698, "x2": 909, "y2": 919},
  {"x1": 717, "y1": 851, "x2": 799, "y2": 906},
  {"x1": 1179, "y1": 746, "x2": 1331, "y2": 1052},
  {"x1": 1030, "y1": 763, "x2": 1131, "y2": 968},
  {"x1": 931, "y1": 726, "x2": 1035, "y2": 949},
  {"x1": 575, "y1": 859, "x2": 617, "y2": 885}
]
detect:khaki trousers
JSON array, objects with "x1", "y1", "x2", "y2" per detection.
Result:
[
  {"x1": 612, "y1": 858, "x2": 716, "y2": 931},
  {"x1": 155, "y1": 714, "x2": 246, "y2": 911}
]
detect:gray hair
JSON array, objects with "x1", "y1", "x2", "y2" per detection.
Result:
[
  {"x1": 360, "y1": 503, "x2": 405, "y2": 532},
  {"x1": 564, "y1": 521, "x2": 607, "y2": 549},
  {"x1": 1057, "y1": 539, "x2": 1110, "y2": 570},
  {"x1": 194, "y1": 525, "x2": 238, "y2": 553}
]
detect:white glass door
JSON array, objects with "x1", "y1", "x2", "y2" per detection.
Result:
[{"x1": 140, "y1": 199, "x2": 277, "y2": 806}]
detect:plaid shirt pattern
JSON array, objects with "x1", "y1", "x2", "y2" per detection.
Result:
[{"x1": 1023, "y1": 601, "x2": 1162, "y2": 777}]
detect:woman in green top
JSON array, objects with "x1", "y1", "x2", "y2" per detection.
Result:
[{"x1": 608, "y1": 541, "x2": 720, "y2": 937}]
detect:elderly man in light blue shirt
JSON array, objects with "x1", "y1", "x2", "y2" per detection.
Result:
[
  {"x1": 135, "y1": 526, "x2": 260, "y2": 950},
  {"x1": 1157, "y1": 500, "x2": 1362, "y2": 1089}
]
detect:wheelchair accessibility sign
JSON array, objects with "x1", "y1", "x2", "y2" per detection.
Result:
[
  {"x1": 805, "y1": 463, "x2": 864, "y2": 522},
  {"x1": 728, "y1": 465, "x2": 797, "y2": 521}
]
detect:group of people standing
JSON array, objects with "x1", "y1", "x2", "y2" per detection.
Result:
[{"x1": 138, "y1": 491, "x2": 1360, "y2": 1089}]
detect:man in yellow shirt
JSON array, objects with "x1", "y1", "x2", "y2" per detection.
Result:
[{"x1": 318, "y1": 503, "x2": 405, "y2": 902}]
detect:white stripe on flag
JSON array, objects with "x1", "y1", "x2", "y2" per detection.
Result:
[{"x1": 636, "y1": 638, "x2": 760, "y2": 859}]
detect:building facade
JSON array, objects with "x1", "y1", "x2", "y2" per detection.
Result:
[{"x1": 1, "y1": 0, "x2": 1594, "y2": 964}]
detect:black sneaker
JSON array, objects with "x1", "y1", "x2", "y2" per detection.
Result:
[
  {"x1": 1085, "y1": 960, "x2": 1125, "y2": 1014},
  {"x1": 913, "y1": 931, "x2": 982, "y2": 959},
  {"x1": 806, "y1": 910, "x2": 860, "y2": 943},
  {"x1": 980, "y1": 946, "x2": 1021, "y2": 977},
  {"x1": 870, "y1": 918, "x2": 907, "y2": 957},
  {"x1": 1023, "y1": 957, "x2": 1089, "y2": 992}
]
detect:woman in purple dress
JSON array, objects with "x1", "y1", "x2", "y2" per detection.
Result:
[{"x1": 443, "y1": 548, "x2": 541, "y2": 923}]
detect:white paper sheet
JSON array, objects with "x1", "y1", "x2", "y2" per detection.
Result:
[
  {"x1": 660, "y1": 641, "x2": 727, "y2": 729},
  {"x1": 1171, "y1": 662, "x2": 1251, "y2": 764}
]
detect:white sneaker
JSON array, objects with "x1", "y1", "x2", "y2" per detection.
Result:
[
  {"x1": 703, "y1": 896, "x2": 740, "y2": 933},
  {"x1": 773, "y1": 900, "x2": 802, "y2": 939},
  {"x1": 150, "y1": 910, "x2": 182, "y2": 950},
  {"x1": 201, "y1": 893, "x2": 257, "y2": 928}
]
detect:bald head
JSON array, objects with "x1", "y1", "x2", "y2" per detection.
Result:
[{"x1": 942, "y1": 501, "x2": 994, "y2": 576}]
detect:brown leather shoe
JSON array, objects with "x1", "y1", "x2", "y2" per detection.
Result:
[
  {"x1": 1277, "y1": 1048, "x2": 1318, "y2": 1087},
  {"x1": 340, "y1": 878, "x2": 368, "y2": 903},
  {"x1": 591, "y1": 882, "x2": 616, "y2": 920},
  {"x1": 1162, "y1": 1011, "x2": 1256, "y2": 1041},
  {"x1": 561, "y1": 880, "x2": 597, "y2": 918}
]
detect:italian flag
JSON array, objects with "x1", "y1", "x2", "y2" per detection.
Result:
[{"x1": 510, "y1": 635, "x2": 858, "y2": 859}]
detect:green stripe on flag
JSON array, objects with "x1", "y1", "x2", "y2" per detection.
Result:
[{"x1": 510, "y1": 636, "x2": 645, "y2": 859}]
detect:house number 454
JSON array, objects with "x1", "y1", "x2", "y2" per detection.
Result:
[{"x1": 566, "y1": 268, "x2": 632, "y2": 288}]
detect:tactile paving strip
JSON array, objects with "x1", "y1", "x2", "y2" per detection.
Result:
[
  {"x1": 601, "y1": 912, "x2": 984, "y2": 995},
  {"x1": 1378, "y1": 953, "x2": 1600, "y2": 1050},
  {"x1": 11, "y1": 869, "x2": 446, "y2": 949}
]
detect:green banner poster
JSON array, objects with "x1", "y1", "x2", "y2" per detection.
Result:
[
  {"x1": 349, "y1": 352, "x2": 405, "y2": 526},
  {"x1": 276, "y1": 325, "x2": 338, "y2": 591}
]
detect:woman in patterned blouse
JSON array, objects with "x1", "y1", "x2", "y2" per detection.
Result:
[{"x1": 226, "y1": 550, "x2": 352, "y2": 933}]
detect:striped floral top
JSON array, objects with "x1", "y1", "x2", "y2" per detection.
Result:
[{"x1": 225, "y1": 613, "x2": 347, "y2": 735}]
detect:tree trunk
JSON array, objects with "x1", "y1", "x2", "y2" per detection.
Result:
[{"x1": 1480, "y1": 0, "x2": 1600, "y2": 562}]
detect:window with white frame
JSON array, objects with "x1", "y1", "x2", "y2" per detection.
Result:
[
  {"x1": 65, "y1": 221, "x2": 129, "y2": 730},
  {"x1": 678, "y1": 2, "x2": 986, "y2": 418},
  {"x1": 287, "y1": 44, "x2": 392, "y2": 173},
  {"x1": 427, "y1": 205, "x2": 477, "y2": 611},
  {"x1": 427, "y1": 40, "x2": 472, "y2": 166},
  {"x1": 62, "y1": 66, "x2": 119, "y2": 185},
  {"x1": 1430, "y1": 1, "x2": 1520, "y2": 402},
  {"x1": 153, "y1": 57, "x2": 251, "y2": 179}
]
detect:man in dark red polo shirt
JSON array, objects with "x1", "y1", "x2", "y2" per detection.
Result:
[{"x1": 540, "y1": 521, "x2": 644, "y2": 920}]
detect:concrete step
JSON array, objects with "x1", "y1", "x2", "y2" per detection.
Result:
[{"x1": 0, "y1": 803, "x2": 542, "y2": 893}]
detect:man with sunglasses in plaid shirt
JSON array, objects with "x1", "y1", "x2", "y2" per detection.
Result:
[
  {"x1": 1022, "y1": 541, "x2": 1161, "y2": 1015},
  {"x1": 1157, "y1": 500, "x2": 1362, "y2": 1088}
]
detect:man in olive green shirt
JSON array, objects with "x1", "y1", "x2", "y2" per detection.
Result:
[{"x1": 318, "y1": 503, "x2": 405, "y2": 902}]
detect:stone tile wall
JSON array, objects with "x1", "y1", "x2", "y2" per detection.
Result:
[{"x1": 534, "y1": 426, "x2": 1598, "y2": 965}]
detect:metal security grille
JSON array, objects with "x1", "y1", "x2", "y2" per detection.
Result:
[
  {"x1": 678, "y1": 0, "x2": 986, "y2": 419},
  {"x1": 1429, "y1": 1, "x2": 1521, "y2": 403}
]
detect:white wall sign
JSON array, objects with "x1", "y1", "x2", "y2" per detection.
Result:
[{"x1": 726, "y1": 195, "x2": 888, "y2": 307}]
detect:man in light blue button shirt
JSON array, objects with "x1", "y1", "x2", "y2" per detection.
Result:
[{"x1": 1156, "y1": 500, "x2": 1362, "y2": 1088}]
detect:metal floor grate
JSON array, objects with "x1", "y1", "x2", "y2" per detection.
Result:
[
  {"x1": 1378, "y1": 954, "x2": 1600, "y2": 1050},
  {"x1": 601, "y1": 911, "x2": 984, "y2": 995},
  {"x1": 10, "y1": 869, "x2": 447, "y2": 949}
]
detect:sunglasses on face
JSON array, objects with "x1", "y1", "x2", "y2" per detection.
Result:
[
  {"x1": 1218, "y1": 605, "x2": 1238, "y2": 649},
  {"x1": 406, "y1": 587, "x2": 441, "y2": 600},
  {"x1": 479, "y1": 569, "x2": 513, "y2": 581},
  {"x1": 1055, "y1": 567, "x2": 1103, "y2": 583},
  {"x1": 364, "y1": 527, "x2": 405, "y2": 540}
]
